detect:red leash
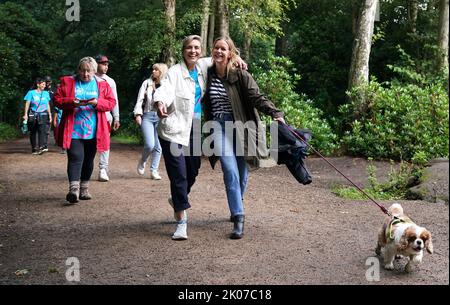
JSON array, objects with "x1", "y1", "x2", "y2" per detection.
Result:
[{"x1": 281, "y1": 122, "x2": 390, "y2": 216}]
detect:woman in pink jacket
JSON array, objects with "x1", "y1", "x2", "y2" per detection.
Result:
[{"x1": 54, "y1": 56, "x2": 116, "y2": 205}]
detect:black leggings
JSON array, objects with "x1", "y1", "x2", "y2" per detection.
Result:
[
  {"x1": 29, "y1": 115, "x2": 49, "y2": 150},
  {"x1": 67, "y1": 139, "x2": 97, "y2": 182}
]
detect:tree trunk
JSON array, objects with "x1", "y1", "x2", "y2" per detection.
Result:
[
  {"x1": 242, "y1": 33, "x2": 251, "y2": 61},
  {"x1": 208, "y1": 11, "x2": 215, "y2": 52},
  {"x1": 200, "y1": 0, "x2": 210, "y2": 55},
  {"x1": 275, "y1": 22, "x2": 288, "y2": 57},
  {"x1": 216, "y1": 0, "x2": 229, "y2": 37},
  {"x1": 408, "y1": 0, "x2": 419, "y2": 33},
  {"x1": 437, "y1": 0, "x2": 449, "y2": 71},
  {"x1": 348, "y1": 0, "x2": 377, "y2": 92},
  {"x1": 163, "y1": 0, "x2": 176, "y2": 67}
]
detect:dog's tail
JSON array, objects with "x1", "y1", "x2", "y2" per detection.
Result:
[{"x1": 388, "y1": 203, "x2": 404, "y2": 218}]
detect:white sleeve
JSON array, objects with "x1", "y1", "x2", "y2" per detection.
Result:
[
  {"x1": 110, "y1": 79, "x2": 120, "y2": 121},
  {"x1": 152, "y1": 65, "x2": 177, "y2": 109},
  {"x1": 133, "y1": 79, "x2": 148, "y2": 116}
]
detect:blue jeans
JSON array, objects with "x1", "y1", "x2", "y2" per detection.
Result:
[
  {"x1": 213, "y1": 114, "x2": 249, "y2": 216},
  {"x1": 141, "y1": 111, "x2": 162, "y2": 171}
]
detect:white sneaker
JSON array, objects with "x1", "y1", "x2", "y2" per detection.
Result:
[
  {"x1": 98, "y1": 169, "x2": 109, "y2": 182},
  {"x1": 172, "y1": 222, "x2": 188, "y2": 240},
  {"x1": 150, "y1": 170, "x2": 162, "y2": 180},
  {"x1": 137, "y1": 160, "x2": 146, "y2": 176},
  {"x1": 168, "y1": 197, "x2": 187, "y2": 221}
]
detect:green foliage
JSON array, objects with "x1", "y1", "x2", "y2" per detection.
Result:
[
  {"x1": 341, "y1": 65, "x2": 449, "y2": 161},
  {"x1": 284, "y1": 0, "x2": 354, "y2": 116},
  {"x1": 252, "y1": 55, "x2": 338, "y2": 154},
  {"x1": 0, "y1": 2, "x2": 61, "y2": 124},
  {"x1": 0, "y1": 123, "x2": 20, "y2": 143},
  {"x1": 333, "y1": 159, "x2": 423, "y2": 200}
]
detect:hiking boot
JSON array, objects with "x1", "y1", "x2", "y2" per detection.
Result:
[
  {"x1": 137, "y1": 160, "x2": 146, "y2": 176},
  {"x1": 98, "y1": 169, "x2": 109, "y2": 182},
  {"x1": 79, "y1": 182, "x2": 92, "y2": 200},
  {"x1": 150, "y1": 170, "x2": 162, "y2": 180},
  {"x1": 172, "y1": 221, "x2": 188, "y2": 240},
  {"x1": 230, "y1": 215, "x2": 245, "y2": 239},
  {"x1": 65, "y1": 182, "x2": 80, "y2": 204}
]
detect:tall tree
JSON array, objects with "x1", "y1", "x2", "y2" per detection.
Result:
[
  {"x1": 408, "y1": 0, "x2": 419, "y2": 33},
  {"x1": 200, "y1": 0, "x2": 211, "y2": 54},
  {"x1": 437, "y1": 0, "x2": 449, "y2": 71},
  {"x1": 348, "y1": 0, "x2": 378, "y2": 94},
  {"x1": 163, "y1": 0, "x2": 176, "y2": 66},
  {"x1": 216, "y1": 0, "x2": 229, "y2": 37}
]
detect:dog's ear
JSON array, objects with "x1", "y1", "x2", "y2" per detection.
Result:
[{"x1": 421, "y1": 230, "x2": 434, "y2": 254}]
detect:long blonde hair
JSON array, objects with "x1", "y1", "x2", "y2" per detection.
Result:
[
  {"x1": 212, "y1": 36, "x2": 240, "y2": 76},
  {"x1": 151, "y1": 63, "x2": 168, "y2": 84}
]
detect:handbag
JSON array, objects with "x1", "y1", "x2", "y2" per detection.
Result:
[{"x1": 27, "y1": 112, "x2": 36, "y2": 124}]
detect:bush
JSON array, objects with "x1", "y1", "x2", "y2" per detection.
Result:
[
  {"x1": 252, "y1": 55, "x2": 338, "y2": 155},
  {"x1": 340, "y1": 76, "x2": 449, "y2": 161},
  {"x1": 0, "y1": 123, "x2": 20, "y2": 143}
]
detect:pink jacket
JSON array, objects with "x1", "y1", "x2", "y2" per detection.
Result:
[{"x1": 53, "y1": 75, "x2": 116, "y2": 152}]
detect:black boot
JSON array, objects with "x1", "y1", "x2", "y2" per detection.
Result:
[{"x1": 230, "y1": 215, "x2": 245, "y2": 239}]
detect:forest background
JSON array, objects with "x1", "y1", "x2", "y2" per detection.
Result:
[{"x1": 0, "y1": 0, "x2": 448, "y2": 164}]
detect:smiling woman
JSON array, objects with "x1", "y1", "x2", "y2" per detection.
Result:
[
  {"x1": 152, "y1": 35, "x2": 209, "y2": 241},
  {"x1": 53, "y1": 56, "x2": 116, "y2": 206}
]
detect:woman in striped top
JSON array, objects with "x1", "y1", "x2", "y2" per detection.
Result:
[{"x1": 203, "y1": 37, "x2": 285, "y2": 239}]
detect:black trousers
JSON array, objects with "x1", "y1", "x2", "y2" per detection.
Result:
[
  {"x1": 29, "y1": 113, "x2": 49, "y2": 150},
  {"x1": 67, "y1": 139, "x2": 97, "y2": 182},
  {"x1": 159, "y1": 132, "x2": 201, "y2": 212}
]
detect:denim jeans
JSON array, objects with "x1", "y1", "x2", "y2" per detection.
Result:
[
  {"x1": 140, "y1": 111, "x2": 162, "y2": 171},
  {"x1": 213, "y1": 113, "x2": 249, "y2": 216}
]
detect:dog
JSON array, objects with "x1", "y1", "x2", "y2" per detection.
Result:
[{"x1": 375, "y1": 203, "x2": 433, "y2": 272}]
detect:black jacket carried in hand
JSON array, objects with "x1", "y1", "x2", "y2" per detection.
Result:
[{"x1": 272, "y1": 122, "x2": 312, "y2": 185}]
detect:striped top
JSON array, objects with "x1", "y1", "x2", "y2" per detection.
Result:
[{"x1": 209, "y1": 73, "x2": 233, "y2": 115}]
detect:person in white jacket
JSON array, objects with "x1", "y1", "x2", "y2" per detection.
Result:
[
  {"x1": 154, "y1": 35, "x2": 247, "y2": 241},
  {"x1": 95, "y1": 54, "x2": 120, "y2": 182},
  {"x1": 133, "y1": 63, "x2": 168, "y2": 180},
  {"x1": 154, "y1": 35, "x2": 208, "y2": 240}
]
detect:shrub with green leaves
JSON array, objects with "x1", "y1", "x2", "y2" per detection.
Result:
[
  {"x1": 0, "y1": 123, "x2": 19, "y2": 143},
  {"x1": 252, "y1": 55, "x2": 338, "y2": 155},
  {"x1": 340, "y1": 77, "x2": 449, "y2": 162}
]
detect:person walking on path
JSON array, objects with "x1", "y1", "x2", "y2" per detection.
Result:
[
  {"x1": 154, "y1": 35, "x2": 247, "y2": 240},
  {"x1": 23, "y1": 77, "x2": 52, "y2": 155},
  {"x1": 203, "y1": 36, "x2": 285, "y2": 239},
  {"x1": 133, "y1": 63, "x2": 168, "y2": 180},
  {"x1": 153, "y1": 35, "x2": 210, "y2": 240},
  {"x1": 95, "y1": 54, "x2": 120, "y2": 182},
  {"x1": 53, "y1": 56, "x2": 116, "y2": 205}
]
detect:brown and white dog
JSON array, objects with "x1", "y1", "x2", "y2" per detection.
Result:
[{"x1": 375, "y1": 203, "x2": 433, "y2": 272}]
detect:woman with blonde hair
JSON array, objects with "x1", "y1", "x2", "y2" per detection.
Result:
[
  {"x1": 203, "y1": 36, "x2": 285, "y2": 239},
  {"x1": 133, "y1": 63, "x2": 168, "y2": 179}
]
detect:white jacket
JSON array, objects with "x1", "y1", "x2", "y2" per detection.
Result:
[
  {"x1": 133, "y1": 78, "x2": 156, "y2": 116},
  {"x1": 153, "y1": 58, "x2": 211, "y2": 146},
  {"x1": 96, "y1": 74, "x2": 119, "y2": 123}
]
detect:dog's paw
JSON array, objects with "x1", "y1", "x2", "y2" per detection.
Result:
[{"x1": 384, "y1": 263, "x2": 394, "y2": 270}]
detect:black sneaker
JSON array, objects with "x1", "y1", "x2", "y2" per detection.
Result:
[{"x1": 32, "y1": 149, "x2": 39, "y2": 155}]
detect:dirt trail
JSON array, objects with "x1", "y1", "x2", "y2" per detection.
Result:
[{"x1": 0, "y1": 136, "x2": 448, "y2": 284}]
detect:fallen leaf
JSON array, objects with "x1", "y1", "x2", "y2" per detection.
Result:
[{"x1": 15, "y1": 269, "x2": 29, "y2": 276}]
